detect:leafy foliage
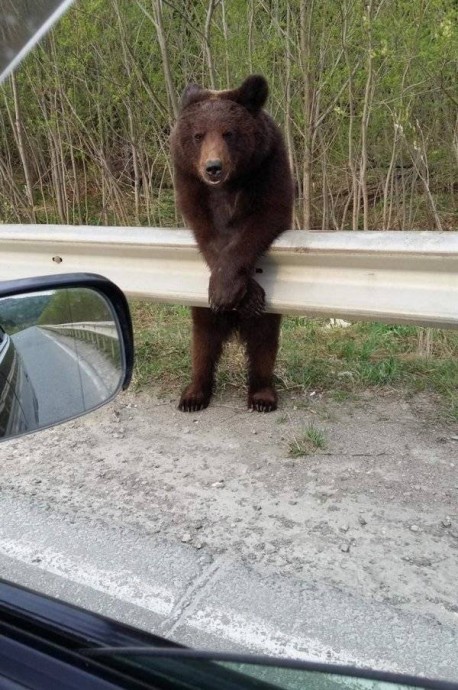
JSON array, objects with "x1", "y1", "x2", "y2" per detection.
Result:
[
  {"x1": 0, "y1": 0, "x2": 456, "y2": 229},
  {"x1": 38, "y1": 288, "x2": 110, "y2": 325}
]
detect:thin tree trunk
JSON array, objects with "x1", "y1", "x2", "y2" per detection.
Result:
[
  {"x1": 114, "y1": 0, "x2": 141, "y2": 223},
  {"x1": 341, "y1": 1, "x2": 359, "y2": 230},
  {"x1": 408, "y1": 124, "x2": 443, "y2": 231},
  {"x1": 360, "y1": 0, "x2": 374, "y2": 231},
  {"x1": 284, "y1": 5, "x2": 294, "y2": 174},
  {"x1": 382, "y1": 121, "x2": 400, "y2": 230},
  {"x1": 300, "y1": 1, "x2": 314, "y2": 230},
  {"x1": 220, "y1": 0, "x2": 230, "y2": 87},
  {"x1": 247, "y1": 0, "x2": 255, "y2": 75},
  {"x1": 150, "y1": 0, "x2": 179, "y2": 120},
  {"x1": 204, "y1": 0, "x2": 218, "y2": 88},
  {"x1": 10, "y1": 74, "x2": 36, "y2": 221}
]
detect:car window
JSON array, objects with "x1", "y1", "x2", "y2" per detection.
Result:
[{"x1": 0, "y1": 0, "x2": 74, "y2": 83}]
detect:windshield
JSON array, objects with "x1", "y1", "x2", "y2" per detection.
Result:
[
  {"x1": 0, "y1": 0, "x2": 74, "y2": 83},
  {"x1": 79, "y1": 649, "x2": 439, "y2": 690}
]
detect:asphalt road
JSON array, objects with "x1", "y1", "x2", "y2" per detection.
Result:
[
  {"x1": 0, "y1": 389, "x2": 457, "y2": 682},
  {"x1": 0, "y1": 491, "x2": 456, "y2": 682},
  {"x1": 12, "y1": 326, "x2": 114, "y2": 426}
]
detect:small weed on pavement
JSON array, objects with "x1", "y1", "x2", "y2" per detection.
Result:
[{"x1": 288, "y1": 424, "x2": 327, "y2": 457}]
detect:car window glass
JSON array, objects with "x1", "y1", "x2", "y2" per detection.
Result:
[{"x1": 0, "y1": 0, "x2": 74, "y2": 82}]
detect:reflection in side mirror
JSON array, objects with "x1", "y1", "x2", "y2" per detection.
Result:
[{"x1": 0, "y1": 286, "x2": 126, "y2": 441}]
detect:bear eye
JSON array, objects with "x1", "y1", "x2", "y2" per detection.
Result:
[
  {"x1": 193, "y1": 133, "x2": 204, "y2": 142},
  {"x1": 222, "y1": 130, "x2": 234, "y2": 140}
]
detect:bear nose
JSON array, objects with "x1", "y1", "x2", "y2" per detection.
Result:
[{"x1": 205, "y1": 159, "x2": 223, "y2": 177}]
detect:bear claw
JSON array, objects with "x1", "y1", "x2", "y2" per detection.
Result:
[
  {"x1": 248, "y1": 387, "x2": 277, "y2": 413},
  {"x1": 237, "y1": 279, "x2": 266, "y2": 319},
  {"x1": 178, "y1": 385, "x2": 211, "y2": 412},
  {"x1": 208, "y1": 278, "x2": 265, "y2": 318}
]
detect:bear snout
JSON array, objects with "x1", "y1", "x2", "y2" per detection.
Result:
[
  {"x1": 201, "y1": 156, "x2": 228, "y2": 185},
  {"x1": 205, "y1": 159, "x2": 223, "y2": 182},
  {"x1": 198, "y1": 134, "x2": 231, "y2": 185}
]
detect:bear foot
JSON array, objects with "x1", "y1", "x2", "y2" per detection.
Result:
[
  {"x1": 178, "y1": 384, "x2": 211, "y2": 412},
  {"x1": 248, "y1": 387, "x2": 277, "y2": 412}
]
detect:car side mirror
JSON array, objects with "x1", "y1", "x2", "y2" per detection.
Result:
[{"x1": 0, "y1": 274, "x2": 133, "y2": 442}]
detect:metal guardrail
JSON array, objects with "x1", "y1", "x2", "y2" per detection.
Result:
[
  {"x1": 42, "y1": 321, "x2": 118, "y2": 340},
  {"x1": 0, "y1": 225, "x2": 457, "y2": 328},
  {"x1": 40, "y1": 321, "x2": 119, "y2": 361}
]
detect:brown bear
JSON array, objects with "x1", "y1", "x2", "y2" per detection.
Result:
[{"x1": 170, "y1": 74, "x2": 294, "y2": 412}]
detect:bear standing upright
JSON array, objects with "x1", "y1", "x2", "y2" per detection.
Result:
[{"x1": 170, "y1": 74, "x2": 294, "y2": 412}]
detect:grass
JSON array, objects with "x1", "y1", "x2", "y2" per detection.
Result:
[
  {"x1": 132, "y1": 302, "x2": 192, "y2": 391},
  {"x1": 288, "y1": 424, "x2": 327, "y2": 457},
  {"x1": 130, "y1": 302, "x2": 458, "y2": 421}
]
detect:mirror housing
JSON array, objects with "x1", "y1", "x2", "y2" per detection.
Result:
[{"x1": 0, "y1": 273, "x2": 133, "y2": 442}]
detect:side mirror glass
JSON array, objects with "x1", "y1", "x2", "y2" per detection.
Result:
[{"x1": 0, "y1": 283, "x2": 130, "y2": 441}]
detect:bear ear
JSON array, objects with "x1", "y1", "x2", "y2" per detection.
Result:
[
  {"x1": 179, "y1": 83, "x2": 208, "y2": 111},
  {"x1": 232, "y1": 75, "x2": 268, "y2": 115}
]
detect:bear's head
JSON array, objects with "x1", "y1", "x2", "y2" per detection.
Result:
[{"x1": 171, "y1": 75, "x2": 269, "y2": 187}]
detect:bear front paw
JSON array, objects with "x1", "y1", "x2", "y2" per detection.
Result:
[
  {"x1": 208, "y1": 269, "x2": 247, "y2": 313},
  {"x1": 237, "y1": 279, "x2": 266, "y2": 318}
]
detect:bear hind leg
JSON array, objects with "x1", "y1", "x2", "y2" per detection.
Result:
[
  {"x1": 240, "y1": 313, "x2": 281, "y2": 412},
  {"x1": 179, "y1": 307, "x2": 233, "y2": 412}
]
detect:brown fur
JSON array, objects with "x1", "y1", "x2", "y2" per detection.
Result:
[{"x1": 170, "y1": 75, "x2": 294, "y2": 412}]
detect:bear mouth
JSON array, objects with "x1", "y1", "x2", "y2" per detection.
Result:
[
  {"x1": 202, "y1": 172, "x2": 227, "y2": 187},
  {"x1": 199, "y1": 162, "x2": 228, "y2": 186}
]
